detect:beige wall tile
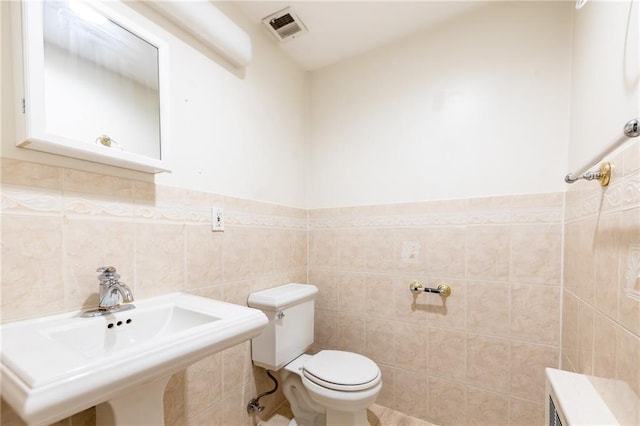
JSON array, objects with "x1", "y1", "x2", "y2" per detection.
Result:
[
  {"x1": 466, "y1": 226, "x2": 510, "y2": 281},
  {"x1": 1, "y1": 215, "x2": 65, "y2": 321},
  {"x1": 365, "y1": 274, "x2": 396, "y2": 319},
  {"x1": 250, "y1": 228, "x2": 275, "y2": 276},
  {"x1": 309, "y1": 230, "x2": 339, "y2": 268},
  {"x1": 63, "y1": 169, "x2": 132, "y2": 198},
  {"x1": 134, "y1": 222, "x2": 185, "y2": 298},
  {"x1": 467, "y1": 387, "x2": 509, "y2": 426},
  {"x1": 309, "y1": 270, "x2": 340, "y2": 310},
  {"x1": 315, "y1": 308, "x2": 340, "y2": 350},
  {"x1": 222, "y1": 343, "x2": 251, "y2": 395},
  {"x1": 1, "y1": 159, "x2": 61, "y2": 189},
  {"x1": 577, "y1": 301, "x2": 594, "y2": 375},
  {"x1": 365, "y1": 317, "x2": 395, "y2": 364},
  {"x1": 364, "y1": 229, "x2": 395, "y2": 272},
  {"x1": 622, "y1": 171, "x2": 640, "y2": 209},
  {"x1": 393, "y1": 321, "x2": 427, "y2": 372},
  {"x1": 393, "y1": 369, "x2": 427, "y2": 420},
  {"x1": 428, "y1": 328, "x2": 466, "y2": 382},
  {"x1": 618, "y1": 208, "x2": 640, "y2": 336},
  {"x1": 511, "y1": 284, "x2": 561, "y2": 346},
  {"x1": 189, "y1": 285, "x2": 223, "y2": 301},
  {"x1": 511, "y1": 192, "x2": 564, "y2": 209},
  {"x1": 510, "y1": 224, "x2": 561, "y2": 285},
  {"x1": 222, "y1": 227, "x2": 252, "y2": 282},
  {"x1": 338, "y1": 271, "x2": 367, "y2": 314},
  {"x1": 468, "y1": 195, "x2": 511, "y2": 211},
  {"x1": 563, "y1": 221, "x2": 581, "y2": 296},
  {"x1": 339, "y1": 313, "x2": 366, "y2": 354},
  {"x1": 592, "y1": 312, "x2": 617, "y2": 379},
  {"x1": 466, "y1": 334, "x2": 510, "y2": 394},
  {"x1": 133, "y1": 182, "x2": 185, "y2": 205},
  {"x1": 273, "y1": 229, "x2": 307, "y2": 271},
  {"x1": 222, "y1": 281, "x2": 252, "y2": 306},
  {"x1": 184, "y1": 402, "x2": 221, "y2": 426},
  {"x1": 427, "y1": 377, "x2": 467, "y2": 426},
  {"x1": 337, "y1": 229, "x2": 366, "y2": 270},
  {"x1": 575, "y1": 217, "x2": 597, "y2": 304},
  {"x1": 593, "y1": 212, "x2": 620, "y2": 319},
  {"x1": 376, "y1": 364, "x2": 395, "y2": 408},
  {"x1": 510, "y1": 341, "x2": 559, "y2": 401},
  {"x1": 616, "y1": 327, "x2": 640, "y2": 398},
  {"x1": 184, "y1": 353, "x2": 223, "y2": 418},
  {"x1": 185, "y1": 224, "x2": 223, "y2": 289},
  {"x1": 220, "y1": 386, "x2": 250, "y2": 426},
  {"x1": 561, "y1": 290, "x2": 579, "y2": 371},
  {"x1": 424, "y1": 227, "x2": 466, "y2": 279},
  {"x1": 509, "y1": 397, "x2": 544, "y2": 426},
  {"x1": 467, "y1": 281, "x2": 510, "y2": 338}
]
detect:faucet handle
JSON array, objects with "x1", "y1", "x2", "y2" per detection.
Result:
[{"x1": 97, "y1": 266, "x2": 120, "y2": 283}]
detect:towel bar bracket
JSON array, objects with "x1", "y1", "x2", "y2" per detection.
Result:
[{"x1": 624, "y1": 118, "x2": 639, "y2": 138}]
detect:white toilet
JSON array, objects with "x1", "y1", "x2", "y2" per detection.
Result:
[{"x1": 248, "y1": 283, "x2": 382, "y2": 426}]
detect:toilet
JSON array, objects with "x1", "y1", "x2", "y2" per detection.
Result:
[{"x1": 248, "y1": 283, "x2": 382, "y2": 426}]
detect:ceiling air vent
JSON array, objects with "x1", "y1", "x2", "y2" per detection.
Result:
[{"x1": 262, "y1": 7, "x2": 307, "y2": 42}]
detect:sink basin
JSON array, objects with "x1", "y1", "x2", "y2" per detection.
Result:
[{"x1": 1, "y1": 292, "x2": 268, "y2": 426}]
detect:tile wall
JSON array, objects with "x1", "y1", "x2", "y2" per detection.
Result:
[
  {"x1": 3, "y1": 146, "x2": 638, "y2": 426},
  {"x1": 0, "y1": 159, "x2": 308, "y2": 425},
  {"x1": 308, "y1": 193, "x2": 565, "y2": 425},
  {"x1": 562, "y1": 140, "x2": 640, "y2": 399}
]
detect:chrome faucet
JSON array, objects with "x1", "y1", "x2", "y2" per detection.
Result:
[
  {"x1": 81, "y1": 266, "x2": 135, "y2": 317},
  {"x1": 97, "y1": 266, "x2": 134, "y2": 309}
]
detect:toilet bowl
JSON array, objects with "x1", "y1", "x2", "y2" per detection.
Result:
[{"x1": 248, "y1": 284, "x2": 382, "y2": 426}]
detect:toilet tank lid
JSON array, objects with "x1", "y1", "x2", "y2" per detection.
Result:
[{"x1": 248, "y1": 283, "x2": 318, "y2": 310}]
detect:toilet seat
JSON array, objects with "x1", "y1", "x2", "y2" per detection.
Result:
[{"x1": 302, "y1": 350, "x2": 381, "y2": 392}]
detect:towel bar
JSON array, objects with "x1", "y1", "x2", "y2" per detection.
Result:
[{"x1": 409, "y1": 281, "x2": 452, "y2": 298}]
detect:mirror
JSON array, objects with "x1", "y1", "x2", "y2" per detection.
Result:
[{"x1": 16, "y1": 0, "x2": 170, "y2": 173}]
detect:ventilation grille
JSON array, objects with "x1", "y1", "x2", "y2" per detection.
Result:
[
  {"x1": 262, "y1": 7, "x2": 307, "y2": 42},
  {"x1": 548, "y1": 396, "x2": 563, "y2": 426}
]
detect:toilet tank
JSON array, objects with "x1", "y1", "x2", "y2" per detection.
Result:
[{"x1": 247, "y1": 283, "x2": 318, "y2": 371}]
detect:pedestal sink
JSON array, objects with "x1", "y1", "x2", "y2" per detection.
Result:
[{"x1": 1, "y1": 293, "x2": 268, "y2": 426}]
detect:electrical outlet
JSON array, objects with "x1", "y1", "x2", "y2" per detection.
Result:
[{"x1": 212, "y1": 207, "x2": 224, "y2": 232}]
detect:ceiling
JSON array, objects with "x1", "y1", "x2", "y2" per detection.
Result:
[{"x1": 235, "y1": 1, "x2": 488, "y2": 71}]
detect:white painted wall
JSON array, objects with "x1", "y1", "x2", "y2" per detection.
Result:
[
  {"x1": 307, "y1": 2, "x2": 573, "y2": 208},
  {"x1": 568, "y1": 0, "x2": 639, "y2": 171},
  {"x1": 1, "y1": 1, "x2": 309, "y2": 208}
]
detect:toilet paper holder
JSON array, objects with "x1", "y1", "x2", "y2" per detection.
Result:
[{"x1": 409, "y1": 281, "x2": 452, "y2": 298}]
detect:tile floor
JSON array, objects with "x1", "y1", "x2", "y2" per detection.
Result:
[{"x1": 259, "y1": 402, "x2": 438, "y2": 426}]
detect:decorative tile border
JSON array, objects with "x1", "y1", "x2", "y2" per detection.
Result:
[
  {"x1": 308, "y1": 206, "x2": 561, "y2": 229},
  {"x1": 512, "y1": 208, "x2": 563, "y2": 224},
  {"x1": 625, "y1": 244, "x2": 640, "y2": 302},
  {"x1": 225, "y1": 210, "x2": 307, "y2": 229},
  {"x1": 1, "y1": 185, "x2": 62, "y2": 216},
  {"x1": 623, "y1": 171, "x2": 640, "y2": 209},
  {"x1": 65, "y1": 196, "x2": 134, "y2": 218}
]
